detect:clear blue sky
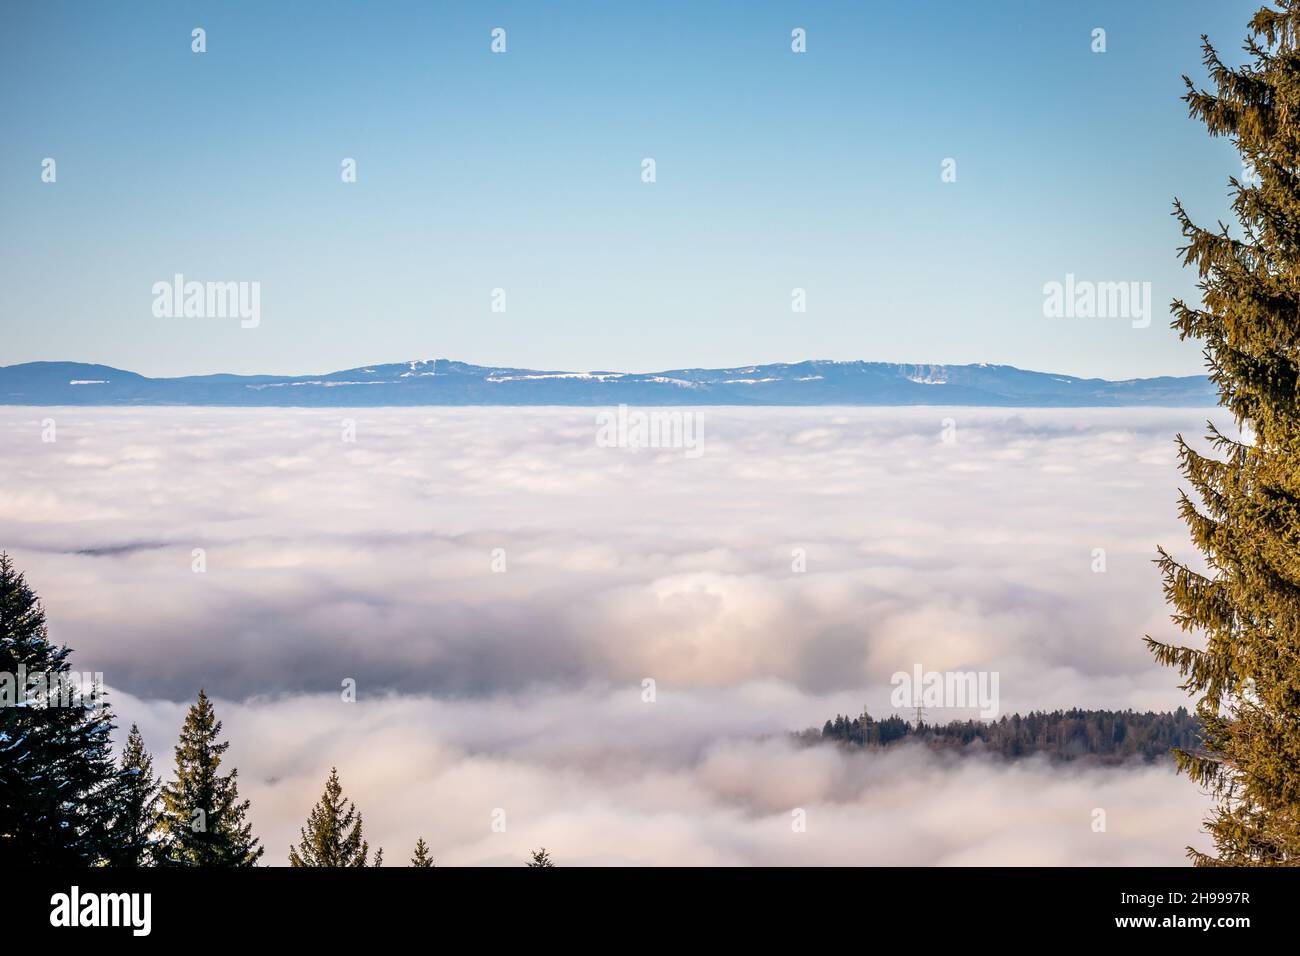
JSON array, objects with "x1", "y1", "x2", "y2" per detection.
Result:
[{"x1": 0, "y1": 0, "x2": 1257, "y2": 378}]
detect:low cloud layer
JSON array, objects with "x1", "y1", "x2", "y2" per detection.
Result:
[
  {"x1": 0, "y1": 406, "x2": 1220, "y2": 863},
  {"x1": 114, "y1": 687, "x2": 1209, "y2": 866}
]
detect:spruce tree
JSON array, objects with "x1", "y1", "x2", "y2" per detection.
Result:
[
  {"x1": 288, "y1": 767, "x2": 371, "y2": 867},
  {"x1": 1148, "y1": 2, "x2": 1300, "y2": 864},
  {"x1": 158, "y1": 689, "x2": 263, "y2": 866},
  {"x1": 411, "y1": 836, "x2": 434, "y2": 867},
  {"x1": 526, "y1": 847, "x2": 555, "y2": 867},
  {"x1": 0, "y1": 552, "x2": 117, "y2": 865},
  {"x1": 104, "y1": 723, "x2": 161, "y2": 866}
]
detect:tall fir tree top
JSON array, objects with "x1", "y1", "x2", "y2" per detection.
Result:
[
  {"x1": 105, "y1": 723, "x2": 162, "y2": 867},
  {"x1": 526, "y1": 847, "x2": 555, "y2": 867},
  {"x1": 1150, "y1": 0, "x2": 1300, "y2": 865},
  {"x1": 0, "y1": 552, "x2": 118, "y2": 865},
  {"x1": 410, "y1": 837, "x2": 434, "y2": 867},
  {"x1": 159, "y1": 688, "x2": 262, "y2": 867},
  {"x1": 289, "y1": 767, "x2": 370, "y2": 867},
  {"x1": 0, "y1": 551, "x2": 65, "y2": 674}
]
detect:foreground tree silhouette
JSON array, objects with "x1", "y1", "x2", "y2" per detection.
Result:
[
  {"x1": 411, "y1": 837, "x2": 435, "y2": 867},
  {"x1": 159, "y1": 689, "x2": 262, "y2": 866},
  {"x1": 289, "y1": 767, "x2": 371, "y2": 867},
  {"x1": 526, "y1": 847, "x2": 555, "y2": 867},
  {"x1": 104, "y1": 724, "x2": 162, "y2": 866},
  {"x1": 1148, "y1": 2, "x2": 1300, "y2": 864},
  {"x1": 0, "y1": 553, "x2": 117, "y2": 864}
]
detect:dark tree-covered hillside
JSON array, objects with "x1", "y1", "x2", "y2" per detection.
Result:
[{"x1": 811, "y1": 707, "x2": 1201, "y2": 764}]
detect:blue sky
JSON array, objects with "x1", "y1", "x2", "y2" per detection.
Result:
[{"x1": 0, "y1": 0, "x2": 1257, "y2": 378}]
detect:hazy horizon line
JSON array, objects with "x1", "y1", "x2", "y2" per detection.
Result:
[{"x1": 2, "y1": 356, "x2": 1210, "y2": 384}]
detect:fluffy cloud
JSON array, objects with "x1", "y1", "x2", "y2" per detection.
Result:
[
  {"x1": 0, "y1": 406, "x2": 1218, "y2": 708},
  {"x1": 0, "y1": 406, "x2": 1221, "y2": 863},
  {"x1": 112, "y1": 686, "x2": 1209, "y2": 866}
]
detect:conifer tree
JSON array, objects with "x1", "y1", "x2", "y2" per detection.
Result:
[
  {"x1": 411, "y1": 836, "x2": 434, "y2": 867},
  {"x1": 158, "y1": 689, "x2": 262, "y2": 866},
  {"x1": 0, "y1": 552, "x2": 117, "y2": 864},
  {"x1": 526, "y1": 847, "x2": 555, "y2": 867},
  {"x1": 1148, "y1": 2, "x2": 1300, "y2": 864},
  {"x1": 288, "y1": 767, "x2": 370, "y2": 867},
  {"x1": 104, "y1": 723, "x2": 161, "y2": 866}
]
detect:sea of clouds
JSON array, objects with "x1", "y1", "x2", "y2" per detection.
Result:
[{"x1": 0, "y1": 405, "x2": 1222, "y2": 864}]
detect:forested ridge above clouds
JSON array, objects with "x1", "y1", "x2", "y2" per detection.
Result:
[{"x1": 807, "y1": 708, "x2": 1201, "y2": 764}]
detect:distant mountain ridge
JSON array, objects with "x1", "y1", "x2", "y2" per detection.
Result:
[{"x1": 0, "y1": 359, "x2": 1217, "y2": 407}]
